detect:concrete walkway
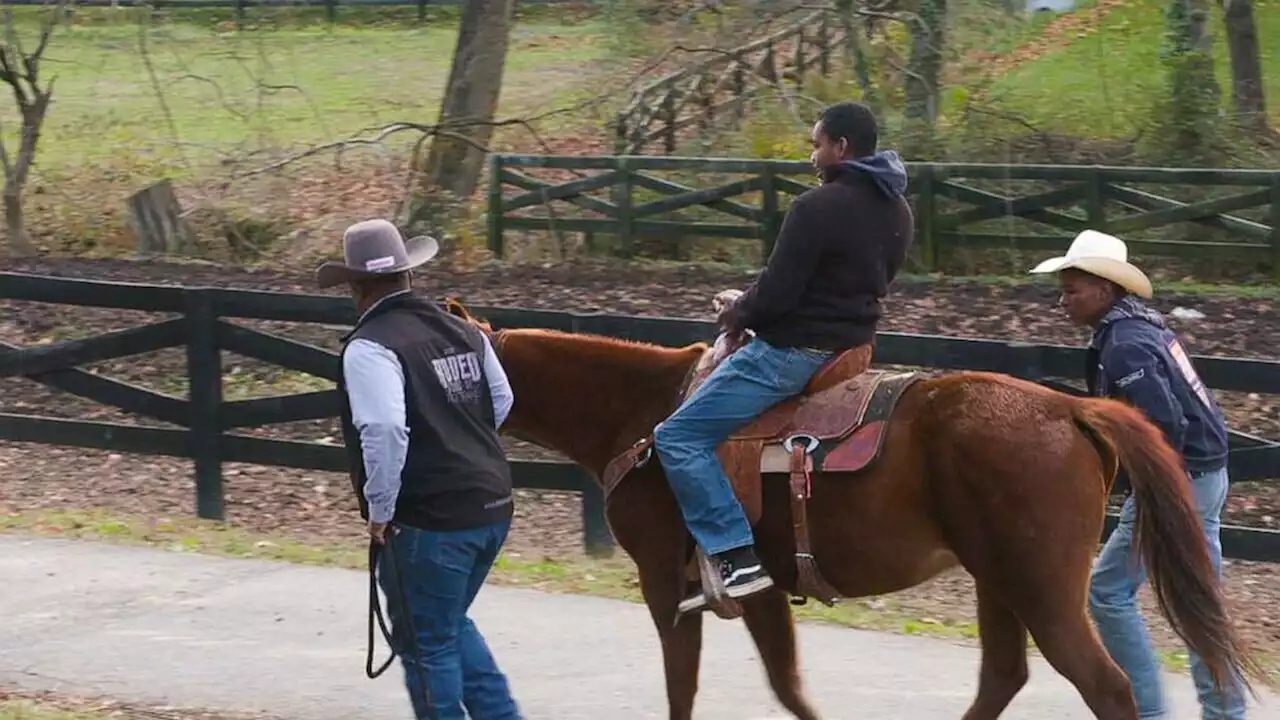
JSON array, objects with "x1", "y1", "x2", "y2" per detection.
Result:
[{"x1": 2, "y1": 535, "x2": 1274, "y2": 719}]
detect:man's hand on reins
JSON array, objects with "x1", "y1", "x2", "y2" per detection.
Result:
[
  {"x1": 368, "y1": 521, "x2": 392, "y2": 544},
  {"x1": 713, "y1": 288, "x2": 746, "y2": 336}
]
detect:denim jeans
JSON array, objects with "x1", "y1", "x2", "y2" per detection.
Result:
[
  {"x1": 1088, "y1": 465, "x2": 1246, "y2": 719},
  {"x1": 378, "y1": 517, "x2": 521, "y2": 720},
  {"x1": 653, "y1": 336, "x2": 833, "y2": 556}
]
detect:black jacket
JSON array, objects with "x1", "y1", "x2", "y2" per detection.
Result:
[{"x1": 727, "y1": 160, "x2": 915, "y2": 350}]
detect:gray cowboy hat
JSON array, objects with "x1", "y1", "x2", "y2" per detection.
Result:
[{"x1": 315, "y1": 219, "x2": 440, "y2": 289}]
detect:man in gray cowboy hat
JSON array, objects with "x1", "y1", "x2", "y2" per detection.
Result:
[
  {"x1": 320, "y1": 219, "x2": 522, "y2": 720},
  {"x1": 1030, "y1": 229, "x2": 1245, "y2": 719}
]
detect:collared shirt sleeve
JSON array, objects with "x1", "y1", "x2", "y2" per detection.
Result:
[
  {"x1": 341, "y1": 338, "x2": 408, "y2": 524},
  {"x1": 480, "y1": 332, "x2": 514, "y2": 428},
  {"x1": 1106, "y1": 341, "x2": 1188, "y2": 455}
]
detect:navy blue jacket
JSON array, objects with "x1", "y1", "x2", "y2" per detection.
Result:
[{"x1": 1086, "y1": 296, "x2": 1229, "y2": 474}]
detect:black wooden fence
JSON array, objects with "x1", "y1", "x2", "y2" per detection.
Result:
[
  {"x1": 2, "y1": 271, "x2": 1279, "y2": 559},
  {"x1": 487, "y1": 155, "x2": 1280, "y2": 277}
]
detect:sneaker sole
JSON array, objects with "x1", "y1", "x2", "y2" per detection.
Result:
[
  {"x1": 725, "y1": 575, "x2": 774, "y2": 599},
  {"x1": 676, "y1": 576, "x2": 774, "y2": 614}
]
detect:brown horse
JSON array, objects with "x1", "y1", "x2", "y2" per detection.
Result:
[{"x1": 442, "y1": 298, "x2": 1269, "y2": 720}]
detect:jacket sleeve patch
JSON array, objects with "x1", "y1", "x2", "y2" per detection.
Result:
[{"x1": 1115, "y1": 367, "x2": 1146, "y2": 388}]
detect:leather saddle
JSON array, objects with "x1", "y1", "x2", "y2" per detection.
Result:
[{"x1": 601, "y1": 339, "x2": 921, "y2": 620}]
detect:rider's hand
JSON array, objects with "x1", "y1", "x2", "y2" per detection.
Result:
[{"x1": 714, "y1": 289, "x2": 744, "y2": 332}]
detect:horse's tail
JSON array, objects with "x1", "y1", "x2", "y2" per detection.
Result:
[{"x1": 1071, "y1": 397, "x2": 1271, "y2": 698}]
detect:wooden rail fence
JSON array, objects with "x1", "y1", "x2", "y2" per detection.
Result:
[
  {"x1": 487, "y1": 154, "x2": 1280, "y2": 277},
  {"x1": 2, "y1": 271, "x2": 1279, "y2": 559},
  {"x1": 614, "y1": 9, "x2": 847, "y2": 155}
]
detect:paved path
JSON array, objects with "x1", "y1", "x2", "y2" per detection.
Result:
[{"x1": 2, "y1": 535, "x2": 1275, "y2": 719}]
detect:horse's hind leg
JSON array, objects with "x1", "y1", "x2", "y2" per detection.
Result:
[
  {"x1": 961, "y1": 583, "x2": 1029, "y2": 720},
  {"x1": 742, "y1": 589, "x2": 822, "y2": 720},
  {"x1": 1020, "y1": 601, "x2": 1137, "y2": 719}
]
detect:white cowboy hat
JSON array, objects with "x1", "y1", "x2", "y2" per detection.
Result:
[{"x1": 1028, "y1": 229, "x2": 1153, "y2": 299}]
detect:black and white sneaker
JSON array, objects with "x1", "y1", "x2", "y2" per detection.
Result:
[{"x1": 678, "y1": 546, "x2": 774, "y2": 614}]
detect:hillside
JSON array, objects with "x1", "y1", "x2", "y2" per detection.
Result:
[{"x1": 989, "y1": 0, "x2": 1278, "y2": 140}]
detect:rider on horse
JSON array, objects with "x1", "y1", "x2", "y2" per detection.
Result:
[{"x1": 653, "y1": 101, "x2": 915, "y2": 613}]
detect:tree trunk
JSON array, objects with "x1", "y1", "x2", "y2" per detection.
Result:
[
  {"x1": 129, "y1": 179, "x2": 194, "y2": 256},
  {"x1": 903, "y1": 0, "x2": 947, "y2": 157},
  {"x1": 5, "y1": 187, "x2": 32, "y2": 256},
  {"x1": 834, "y1": 0, "x2": 876, "y2": 108},
  {"x1": 420, "y1": 0, "x2": 518, "y2": 200},
  {"x1": 1218, "y1": 0, "x2": 1268, "y2": 129},
  {"x1": 904, "y1": 0, "x2": 946, "y2": 125}
]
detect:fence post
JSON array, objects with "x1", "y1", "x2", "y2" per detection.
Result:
[
  {"x1": 1271, "y1": 175, "x2": 1280, "y2": 283},
  {"x1": 916, "y1": 163, "x2": 938, "y2": 270},
  {"x1": 617, "y1": 157, "x2": 634, "y2": 258},
  {"x1": 761, "y1": 166, "x2": 780, "y2": 258},
  {"x1": 579, "y1": 468, "x2": 614, "y2": 557},
  {"x1": 613, "y1": 111, "x2": 629, "y2": 155},
  {"x1": 487, "y1": 154, "x2": 505, "y2": 258},
  {"x1": 818, "y1": 15, "x2": 831, "y2": 76},
  {"x1": 661, "y1": 91, "x2": 677, "y2": 154},
  {"x1": 184, "y1": 289, "x2": 223, "y2": 521},
  {"x1": 1086, "y1": 166, "x2": 1106, "y2": 230}
]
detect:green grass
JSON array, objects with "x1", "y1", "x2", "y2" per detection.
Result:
[
  {"x1": 0, "y1": 8, "x2": 607, "y2": 177},
  {"x1": 0, "y1": 702, "x2": 100, "y2": 720},
  {"x1": 989, "y1": 0, "x2": 1280, "y2": 138}
]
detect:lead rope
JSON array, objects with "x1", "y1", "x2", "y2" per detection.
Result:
[{"x1": 367, "y1": 532, "x2": 438, "y2": 720}]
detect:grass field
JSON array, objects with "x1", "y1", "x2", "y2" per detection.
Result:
[
  {"x1": 6, "y1": 9, "x2": 606, "y2": 174},
  {"x1": 990, "y1": 0, "x2": 1280, "y2": 138},
  {"x1": 0, "y1": 7, "x2": 613, "y2": 252}
]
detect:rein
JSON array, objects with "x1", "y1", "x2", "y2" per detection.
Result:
[{"x1": 366, "y1": 532, "x2": 437, "y2": 719}]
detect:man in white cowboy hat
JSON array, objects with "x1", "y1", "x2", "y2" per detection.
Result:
[
  {"x1": 320, "y1": 219, "x2": 523, "y2": 720},
  {"x1": 1030, "y1": 229, "x2": 1245, "y2": 719}
]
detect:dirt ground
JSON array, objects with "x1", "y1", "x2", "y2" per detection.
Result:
[{"x1": 2, "y1": 255, "x2": 1279, "y2": 664}]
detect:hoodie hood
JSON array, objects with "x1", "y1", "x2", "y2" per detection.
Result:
[
  {"x1": 837, "y1": 149, "x2": 908, "y2": 199},
  {"x1": 1091, "y1": 295, "x2": 1167, "y2": 347}
]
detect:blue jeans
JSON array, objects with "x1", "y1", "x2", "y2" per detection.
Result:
[
  {"x1": 378, "y1": 517, "x2": 521, "y2": 720},
  {"x1": 1088, "y1": 466, "x2": 1246, "y2": 719},
  {"x1": 653, "y1": 336, "x2": 833, "y2": 556}
]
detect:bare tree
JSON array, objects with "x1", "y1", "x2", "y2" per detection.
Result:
[
  {"x1": 1217, "y1": 0, "x2": 1268, "y2": 131},
  {"x1": 415, "y1": 0, "x2": 519, "y2": 212},
  {"x1": 0, "y1": 1, "x2": 66, "y2": 256}
]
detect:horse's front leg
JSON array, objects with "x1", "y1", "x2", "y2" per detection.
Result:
[
  {"x1": 637, "y1": 558, "x2": 704, "y2": 720},
  {"x1": 607, "y1": 469, "x2": 705, "y2": 720}
]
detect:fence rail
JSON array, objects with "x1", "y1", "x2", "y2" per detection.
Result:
[
  {"x1": 613, "y1": 9, "x2": 846, "y2": 155},
  {"x1": 2, "y1": 271, "x2": 1279, "y2": 559},
  {"x1": 487, "y1": 154, "x2": 1280, "y2": 276}
]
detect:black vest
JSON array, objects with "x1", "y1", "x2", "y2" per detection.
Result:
[{"x1": 336, "y1": 292, "x2": 514, "y2": 531}]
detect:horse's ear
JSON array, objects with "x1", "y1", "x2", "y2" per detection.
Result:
[{"x1": 444, "y1": 297, "x2": 472, "y2": 320}]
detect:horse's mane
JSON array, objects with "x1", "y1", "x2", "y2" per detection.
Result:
[
  {"x1": 503, "y1": 327, "x2": 707, "y2": 374},
  {"x1": 493, "y1": 327, "x2": 709, "y2": 468}
]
